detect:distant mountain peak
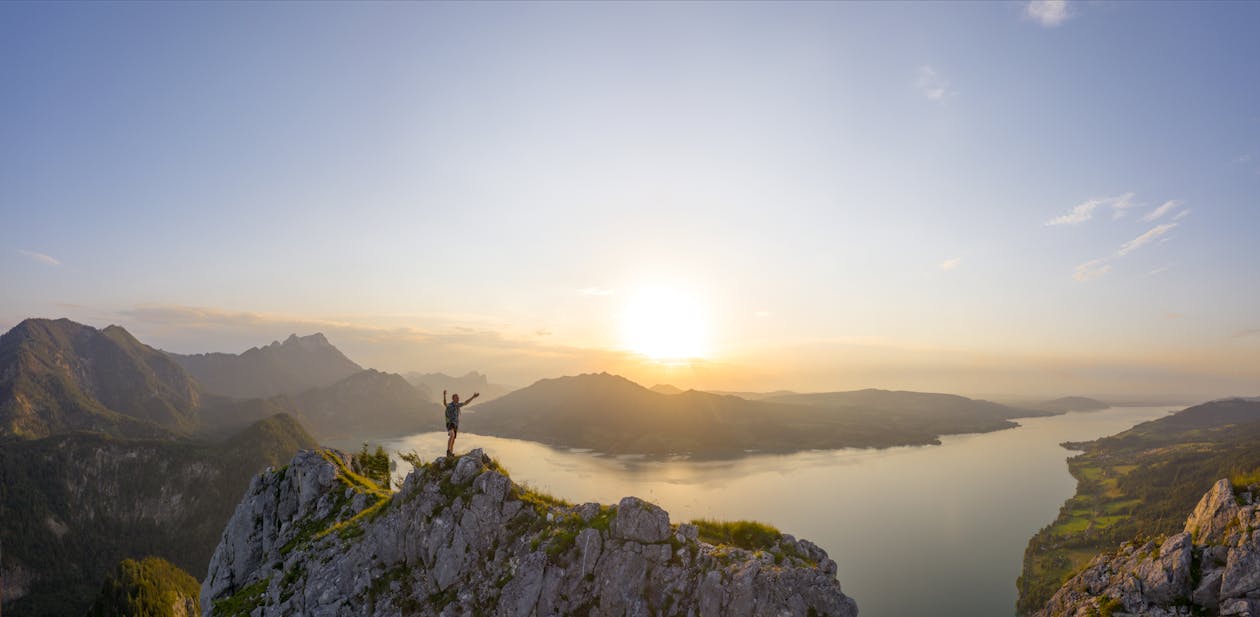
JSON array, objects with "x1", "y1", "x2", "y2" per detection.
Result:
[{"x1": 170, "y1": 332, "x2": 362, "y2": 399}]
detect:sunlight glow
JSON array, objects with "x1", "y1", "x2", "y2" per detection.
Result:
[{"x1": 621, "y1": 287, "x2": 709, "y2": 362}]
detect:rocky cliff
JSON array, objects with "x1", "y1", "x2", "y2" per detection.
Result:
[
  {"x1": 1035, "y1": 478, "x2": 1260, "y2": 617},
  {"x1": 202, "y1": 448, "x2": 858, "y2": 617}
]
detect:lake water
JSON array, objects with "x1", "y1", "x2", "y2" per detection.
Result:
[{"x1": 379, "y1": 406, "x2": 1176, "y2": 617}]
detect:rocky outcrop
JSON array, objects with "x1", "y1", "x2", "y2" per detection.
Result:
[
  {"x1": 202, "y1": 447, "x2": 859, "y2": 617},
  {"x1": 1035, "y1": 478, "x2": 1260, "y2": 617}
]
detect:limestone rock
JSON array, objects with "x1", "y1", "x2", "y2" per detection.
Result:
[
  {"x1": 201, "y1": 447, "x2": 858, "y2": 617},
  {"x1": 1185, "y1": 478, "x2": 1241, "y2": 544},
  {"x1": 610, "y1": 496, "x2": 671, "y2": 543},
  {"x1": 1035, "y1": 479, "x2": 1260, "y2": 617}
]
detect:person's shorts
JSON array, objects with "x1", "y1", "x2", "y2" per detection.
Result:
[{"x1": 446, "y1": 421, "x2": 458, "y2": 432}]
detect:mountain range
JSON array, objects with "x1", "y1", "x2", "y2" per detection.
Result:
[
  {"x1": 462, "y1": 372, "x2": 1047, "y2": 457},
  {"x1": 168, "y1": 332, "x2": 363, "y2": 399},
  {"x1": 0, "y1": 318, "x2": 202, "y2": 440},
  {"x1": 404, "y1": 370, "x2": 515, "y2": 402},
  {"x1": 294, "y1": 368, "x2": 440, "y2": 439}
]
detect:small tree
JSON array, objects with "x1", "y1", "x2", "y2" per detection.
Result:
[{"x1": 353, "y1": 443, "x2": 392, "y2": 491}]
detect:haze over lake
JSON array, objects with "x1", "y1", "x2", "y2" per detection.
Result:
[{"x1": 383, "y1": 406, "x2": 1176, "y2": 617}]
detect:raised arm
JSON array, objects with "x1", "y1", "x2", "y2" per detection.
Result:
[
  {"x1": 443, "y1": 389, "x2": 448, "y2": 406},
  {"x1": 466, "y1": 392, "x2": 480, "y2": 405}
]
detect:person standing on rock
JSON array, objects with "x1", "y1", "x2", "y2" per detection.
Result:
[{"x1": 443, "y1": 389, "x2": 479, "y2": 457}]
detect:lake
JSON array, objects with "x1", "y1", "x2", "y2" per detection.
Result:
[{"x1": 379, "y1": 406, "x2": 1176, "y2": 617}]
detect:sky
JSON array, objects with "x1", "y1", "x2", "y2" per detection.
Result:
[{"x1": 2, "y1": 1, "x2": 1258, "y2": 399}]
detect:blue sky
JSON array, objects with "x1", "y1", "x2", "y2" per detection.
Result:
[{"x1": 2, "y1": 1, "x2": 1257, "y2": 398}]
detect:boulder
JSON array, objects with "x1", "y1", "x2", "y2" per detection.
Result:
[{"x1": 610, "y1": 496, "x2": 671, "y2": 543}]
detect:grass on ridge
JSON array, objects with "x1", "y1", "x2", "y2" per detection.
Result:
[{"x1": 690, "y1": 518, "x2": 783, "y2": 551}]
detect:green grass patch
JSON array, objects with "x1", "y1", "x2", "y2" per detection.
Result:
[
  {"x1": 691, "y1": 518, "x2": 782, "y2": 551},
  {"x1": 1231, "y1": 467, "x2": 1260, "y2": 490},
  {"x1": 319, "y1": 450, "x2": 390, "y2": 498},
  {"x1": 514, "y1": 483, "x2": 572, "y2": 514},
  {"x1": 212, "y1": 578, "x2": 269, "y2": 617}
]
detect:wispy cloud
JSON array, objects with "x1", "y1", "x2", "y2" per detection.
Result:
[
  {"x1": 1148, "y1": 266, "x2": 1170, "y2": 276},
  {"x1": 1141, "y1": 200, "x2": 1182, "y2": 222},
  {"x1": 17, "y1": 249, "x2": 60, "y2": 266},
  {"x1": 939, "y1": 257, "x2": 962, "y2": 271},
  {"x1": 1024, "y1": 0, "x2": 1071, "y2": 27},
  {"x1": 1046, "y1": 200, "x2": 1100, "y2": 226},
  {"x1": 1074, "y1": 259, "x2": 1111, "y2": 281},
  {"x1": 917, "y1": 65, "x2": 953, "y2": 102},
  {"x1": 1173, "y1": 209, "x2": 1192, "y2": 221},
  {"x1": 578, "y1": 286, "x2": 614, "y2": 296},
  {"x1": 1117, "y1": 223, "x2": 1178, "y2": 256},
  {"x1": 1108, "y1": 192, "x2": 1139, "y2": 219},
  {"x1": 1046, "y1": 193, "x2": 1135, "y2": 225}
]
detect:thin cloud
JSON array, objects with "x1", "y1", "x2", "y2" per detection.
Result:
[
  {"x1": 1148, "y1": 266, "x2": 1170, "y2": 276},
  {"x1": 578, "y1": 286, "x2": 614, "y2": 296},
  {"x1": 1117, "y1": 223, "x2": 1178, "y2": 256},
  {"x1": 1109, "y1": 192, "x2": 1139, "y2": 219},
  {"x1": 1173, "y1": 209, "x2": 1192, "y2": 221},
  {"x1": 1046, "y1": 192, "x2": 1135, "y2": 225},
  {"x1": 17, "y1": 249, "x2": 61, "y2": 266},
  {"x1": 917, "y1": 65, "x2": 953, "y2": 102},
  {"x1": 939, "y1": 257, "x2": 962, "y2": 271},
  {"x1": 1025, "y1": 0, "x2": 1071, "y2": 27},
  {"x1": 1074, "y1": 259, "x2": 1111, "y2": 281},
  {"x1": 1142, "y1": 200, "x2": 1182, "y2": 222},
  {"x1": 1046, "y1": 199, "x2": 1100, "y2": 225}
]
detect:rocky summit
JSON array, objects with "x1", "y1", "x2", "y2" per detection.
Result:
[
  {"x1": 1036, "y1": 478, "x2": 1260, "y2": 617},
  {"x1": 201, "y1": 447, "x2": 858, "y2": 617}
]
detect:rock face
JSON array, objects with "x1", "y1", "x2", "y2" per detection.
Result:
[
  {"x1": 202, "y1": 448, "x2": 859, "y2": 617},
  {"x1": 1035, "y1": 478, "x2": 1260, "y2": 617}
]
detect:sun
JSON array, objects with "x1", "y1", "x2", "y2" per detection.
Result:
[{"x1": 620, "y1": 287, "x2": 709, "y2": 362}]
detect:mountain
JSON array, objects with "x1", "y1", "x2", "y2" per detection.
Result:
[
  {"x1": 169, "y1": 333, "x2": 362, "y2": 398},
  {"x1": 85, "y1": 557, "x2": 200, "y2": 617},
  {"x1": 1034, "y1": 478, "x2": 1260, "y2": 617},
  {"x1": 761, "y1": 388, "x2": 1050, "y2": 434},
  {"x1": 293, "y1": 369, "x2": 442, "y2": 439},
  {"x1": 0, "y1": 318, "x2": 201, "y2": 440},
  {"x1": 650, "y1": 383, "x2": 685, "y2": 395},
  {"x1": 403, "y1": 371, "x2": 514, "y2": 402},
  {"x1": 0, "y1": 414, "x2": 317, "y2": 617},
  {"x1": 1017, "y1": 398, "x2": 1260, "y2": 614},
  {"x1": 201, "y1": 447, "x2": 858, "y2": 616},
  {"x1": 462, "y1": 372, "x2": 1045, "y2": 457}
]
